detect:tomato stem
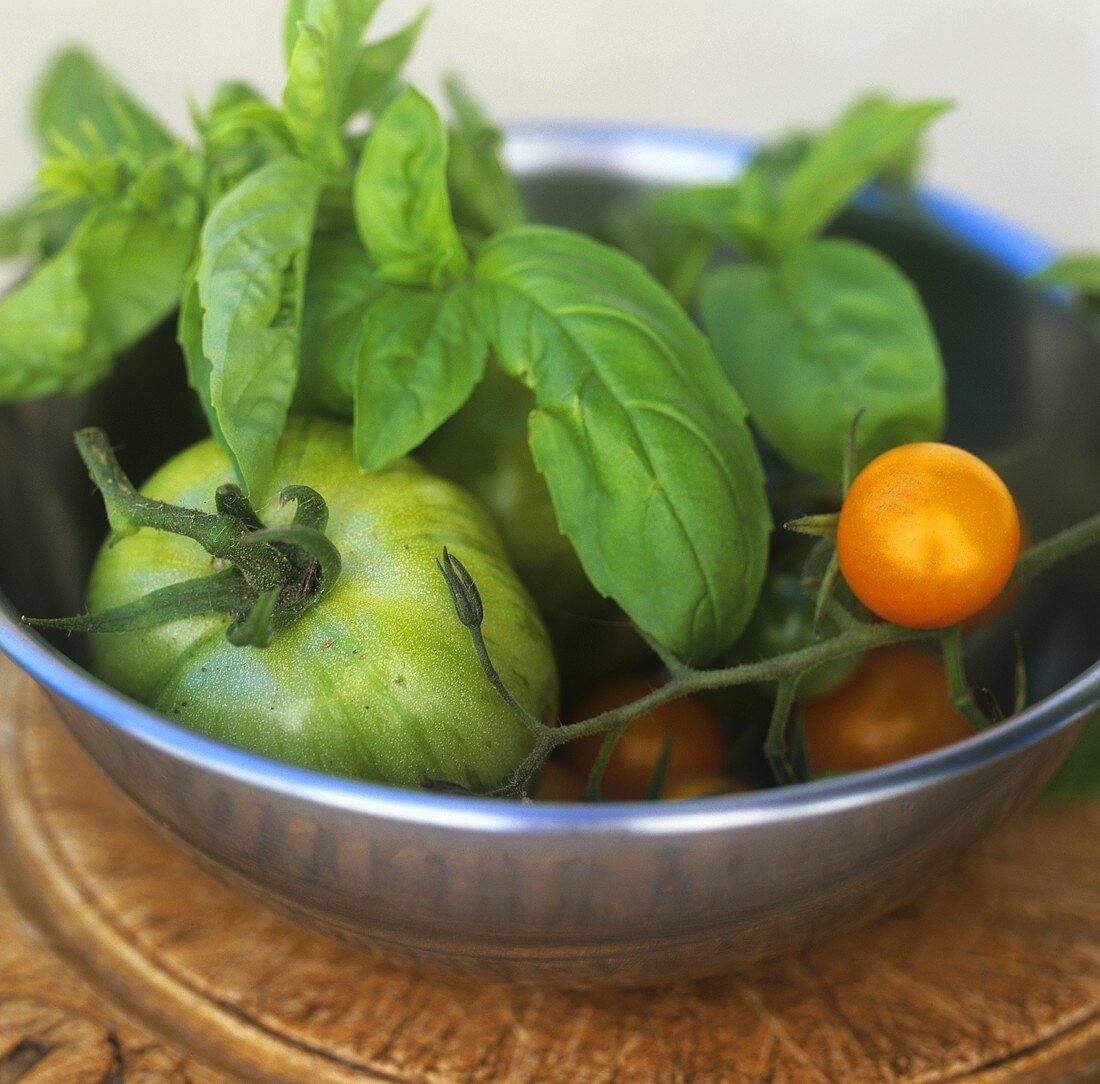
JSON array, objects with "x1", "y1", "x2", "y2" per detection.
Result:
[
  {"x1": 447, "y1": 506, "x2": 1100, "y2": 799},
  {"x1": 783, "y1": 512, "x2": 839, "y2": 539},
  {"x1": 23, "y1": 429, "x2": 343, "y2": 648},
  {"x1": 941, "y1": 626, "x2": 989, "y2": 731},
  {"x1": 764, "y1": 677, "x2": 801, "y2": 784},
  {"x1": 1010, "y1": 510, "x2": 1100, "y2": 585}
]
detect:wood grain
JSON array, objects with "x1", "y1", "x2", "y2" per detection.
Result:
[{"x1": 0, "y1": 656, "x2": 1097, "y2": 1083}]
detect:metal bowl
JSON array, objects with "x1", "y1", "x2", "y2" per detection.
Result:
[{"x1": 1, "y1": 125, "x2": 1098, "y2": 985}]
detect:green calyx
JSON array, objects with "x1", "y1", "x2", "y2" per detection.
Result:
[{"x1": 24, "y1": 428, "x2": 341, "y2": 648}]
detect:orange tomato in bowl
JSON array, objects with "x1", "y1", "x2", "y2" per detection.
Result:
[
  {"x1": 802, "y1": 646, "x2": 973, "y2": 775},
  {"x1": 563, "y1": 677, "x2": 726, "y2": 800},
  {"x1": 837, "y1": 443, "x2": 1020, "y2": 628}
]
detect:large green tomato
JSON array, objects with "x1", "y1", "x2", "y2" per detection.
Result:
[{"x1": 86, "y1": 418, "x2": 558, "y2": 790}]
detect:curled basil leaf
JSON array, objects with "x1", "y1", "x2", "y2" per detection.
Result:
[
  {"x1": 197, "y1": 157, "x2": 323, "y2": 495},
  {"x1": 353, "y1": 88, "x2": 468, "y2": 287},
  {"x1": 475, "y1": 225, "x2": 771, "y2": 662},
  {"x1": 282, "y1": 0, "x2": 382, "y2": 173},
  {"x1": 701, "y1": 238, "x2": 945, "y2": 480},
  {"x1": 353, "y1": 281, "x2": 487, "y2": 471},
  {"x1": 0, "y1": 162, "x2": 200, "y2": 402}
]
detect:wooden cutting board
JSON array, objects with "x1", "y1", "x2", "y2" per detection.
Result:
[{"x1": 0, "y1": 655, "x2": 1097, "y2": 1083}]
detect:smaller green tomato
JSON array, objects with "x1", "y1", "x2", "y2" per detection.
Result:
[
  {"x1": 733, "y1": 573, "x2": 860, "y2": 701},
  {"x1": 86, "y1": 418, "x2": 558, "y2": 791}
]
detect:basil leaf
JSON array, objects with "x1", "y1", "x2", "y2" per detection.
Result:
[
  {"x1": 282, "y1": 0, "x2": 309, "y2": 62},
  {"x1": 755, "y1": 95, "x2": 926, "y2": 196},
  {"x1": 354, "y1": 88, "x2": 468, "y2": 286},
  {"x1": 1032, "y1": 254, "x2": 1100, "y2": 298},
  {"x1": 0, "y1": 160, "x2": 201, "y2": 402},
  {"x1": 474, "y1": 225, "x2": 771, "y2": 661},
  {"x1": 354, "y1": 282, "x2": 487, "y2": 471},
  {"x1": 444, "y1": 76, "x2": 525, "y2": 239},
  {"x1": 197, "y1": 157, "x2": 323, "y2": 495},
  {"x1": 1045, "y1": 711, "x2": 1100, "y2": 800},
  {"x1": 0, "y1": 196, "x2": 82, "y2": 261},
  {"x1": 194, "y1": 83, "x2": 295, "y2": 201},
  {"x1": 33, "y1": 48, "x2": 172, "y2": 157},
  {"x1": 342, "y1": 8, "x2": 429, "y2": 121},
  {"x1": 604, "y1": 198, "x2": 715, "y2": 307},
  {"x1": 770, "y1": 97, "x2": 950, "y2": 253},
  {"x1": 282, "y1": 0, "x2": 381, "y2": 173},
  {"x1": 701, "y1": 238, "x2": 945, "y2": 480},
  {"x1": 298, "y1": 231, "x2": 384, "y2": 414},
  {"x1": 0, "y1": 251, "x2": 91, "y2": 399},
  {"x1": 642, "y1": 175, "x2": 774, "y2": 256},
  {"x1": 178, "y1": 267, "x2": 227, "y2": 447}
]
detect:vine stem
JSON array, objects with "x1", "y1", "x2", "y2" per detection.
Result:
[
  {"x1": 941, "y1": 626, "x2": 989, "y2": 731},
  {"x1": 764, "y1": 678, "x2": 800, "y2": 785},
  {"x1": 447, "y1": 509, "x2": 1100, "y2": 799},
  {"x1": 1010, "y1": 511, "x2": 1100, "y2": 584}
]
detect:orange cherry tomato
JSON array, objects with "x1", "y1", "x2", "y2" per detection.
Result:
[
  {"x1": 965, "y1": 519, "x2": 1030, "y2": 629},
  {"x1": 563, "y1": 676, "x2": 725, "y2": 800},
  {"x1": 802, "y1": 646, "x2": 973, "y2": 774},
  {"x1": 662, "y1": 773, "x2": 748, "y2": 800},
  {"x1": 533, "y1": 761, "x2": 587, "y2": 802},
  {"x1": 837, "y1": 443, "x2": 1021, "y2": 629}
]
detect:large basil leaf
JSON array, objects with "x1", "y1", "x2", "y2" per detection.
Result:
[
  {"x1": 342, "y1": 8, "x2": 428, "y2": 121},
  {"x1": 474, "y1": 225, "x2": 771, "y2": 662},
  {"x1": 701, "y1": 238, "x2": 945, "y2": 480},
  {"x1": 0, "y1": 168, "x2": 200, "y2": 402},
  {"x1": 769, "y1": 97, "x2": 949, "y2": 254},
  {"x1": 353, "y1": 282, "x2": 487, "y2": 471},
  {"x1": 282, "y1": 0, "x2": 381, "y2": 173},
  {"x1": 353, "y1": 88, "x2": 468, "y2": 287},
  {"x1": 297, "y1": 231, "x2": 384, "y2": 415},
  {"x1": 32, "y1": 48, "x2": 173, "y2": 157},
  {"x1": 197, "y1": 157, "x2": 323, "y2": 495},
  {"x1": 444, "y1": 76, "x2": 525, "y2": 239}
]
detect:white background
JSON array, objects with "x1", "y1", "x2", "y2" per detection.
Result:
[{"x1": 1, "y1": 0, "x2": 1098, "y2": 251}]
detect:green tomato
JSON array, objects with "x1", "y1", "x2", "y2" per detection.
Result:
[
  {"x1": 86, "y1": 417, "x2": 558, "y2": 790},
  {"x1": 733, "y1": 572, "x2": 860, "y2": 701}
]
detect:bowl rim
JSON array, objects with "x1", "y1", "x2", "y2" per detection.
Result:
[{"x1": 2, "y1": 120, "x2": 1097, "y2": 836}]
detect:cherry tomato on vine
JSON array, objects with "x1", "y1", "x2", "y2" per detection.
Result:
[
  {"x1": 563, "y1": 676, "x2": 726, "y2": 800},
  {"x1": 837, "y1": 443, "x2": 1021, "y2": 629},
  {"x1": 533, "y1": 762, "x2": 587, "y2": 802},
  {"x1": 662, "y1": 773, "x2": 748, "y2": 800},
  {"x1": 801, "y1": 646, "x2": 973, "y2": 774}
]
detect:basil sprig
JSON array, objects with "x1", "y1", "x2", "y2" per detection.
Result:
[
  {"x1": 1, "y1": 1, "x2": 1018, "y2": 663},
  {"x1": 644, "y1": 96, "x2": 952, "y2": 481}
]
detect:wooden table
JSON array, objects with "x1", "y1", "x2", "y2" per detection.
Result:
[{"x1": 0, "y1": 656, "x2": 1097, "y2": 1083}]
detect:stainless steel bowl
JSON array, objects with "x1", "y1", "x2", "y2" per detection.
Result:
[{"x1": 2, "y1": 125, "x2": 1098, "y2": 985}]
